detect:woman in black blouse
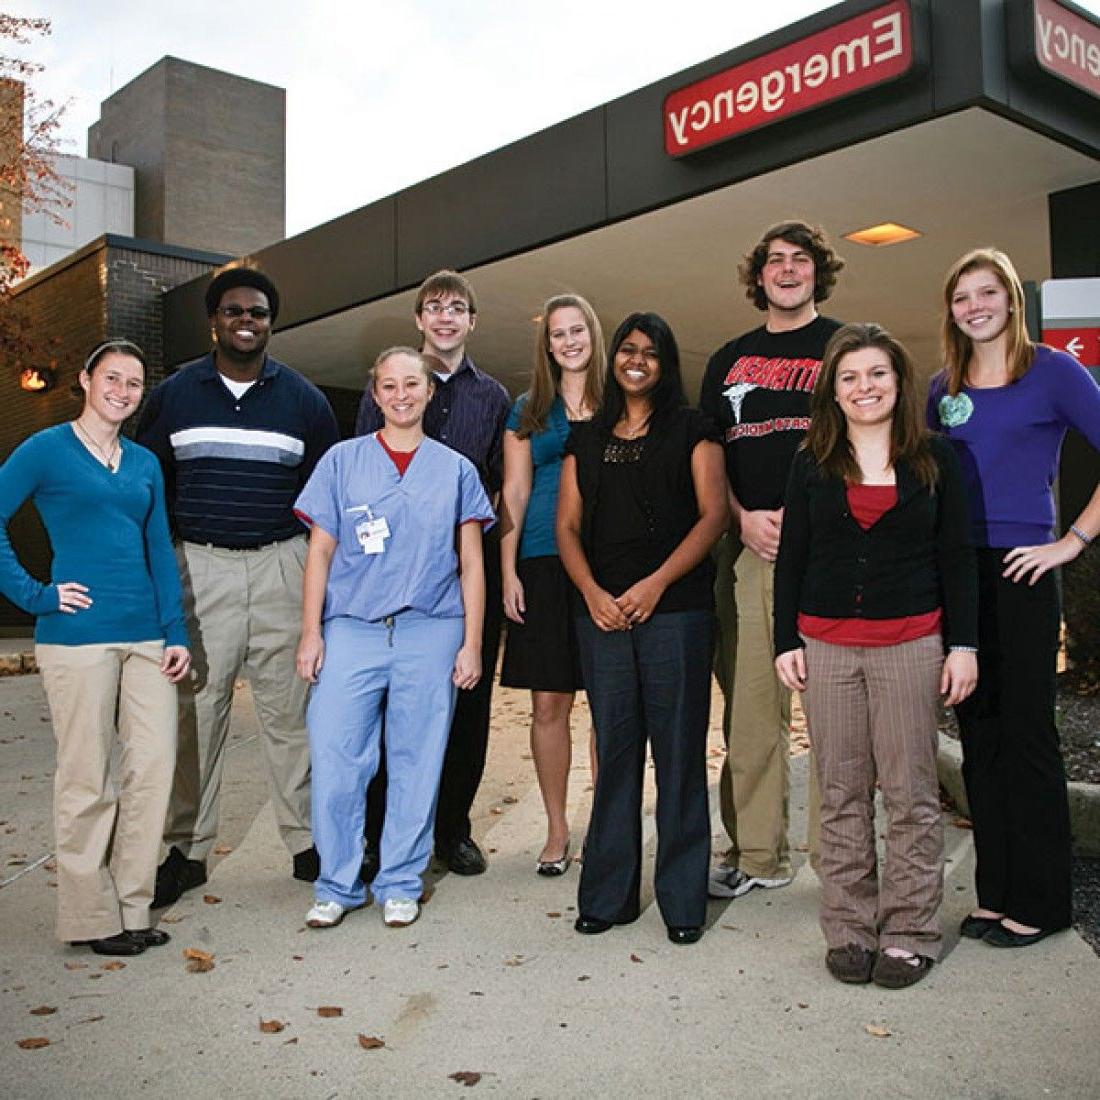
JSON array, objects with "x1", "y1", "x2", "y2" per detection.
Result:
[
  {"x1": 774, "y1": 323, "x2": 977, "y2": 988},
  {"x1": 557, "y1": 312, "x2": 728, "y2": 944}
]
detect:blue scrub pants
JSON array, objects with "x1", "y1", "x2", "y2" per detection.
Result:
[{"x1": 308, "y1": 612, "x2": 463, "y2": 907}]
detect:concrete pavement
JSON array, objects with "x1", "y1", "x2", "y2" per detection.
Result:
[{"x1": 1, "y1": 664, "x2": 1099, "y2": 1099}]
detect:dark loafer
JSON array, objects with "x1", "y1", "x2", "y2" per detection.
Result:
[
  {"x1": 960, "y1": 914, "x2": 1001, "y2": 940},
  {"x1": 872, "y1": 952, "x2": 933, "y2": 989},
  {"x1": 72, "y1": 933, "x2": 146, "y2": 957},
  {"x1": 826, "y1": 943, "x2": 876, "y2": 984},
  {"x1": 667, "y1": 926, "x2": 703, "y2": 945},
  {"x1": 574, "y1": 915, "x2": 614, "y2": 935},
  {"x1": 983, "y1": 923, "x2": 1061, "y2": 949},
  {"x1": 126, "y1": 927, "x2": 171, "y2": 948},
  {"x1": 440, "y1": 837, "x2": 487, "y2": 876},
  {"x1": 152, "y1": 846, "x2": 207, "y2": 909}
]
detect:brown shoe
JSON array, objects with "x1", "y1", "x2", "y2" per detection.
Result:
[
  {"x1": 825, "y1": 943, "x2": 876, "y2": 984},
  {"x1": 872, "y1": 951, "x2": 933, "y2": 989}
]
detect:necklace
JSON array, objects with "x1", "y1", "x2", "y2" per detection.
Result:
[
  {"x1": 73, "y1": 419, "x2": 120, "y2": 471},
  {"x1": 617, "y1": 413, "x2": 650, "y2": 439},
  {"x1": 561, "y1": 394, "x2": 588, "y2": 421}
]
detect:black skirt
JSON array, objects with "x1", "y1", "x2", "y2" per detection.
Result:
[{"x1": 500, "y1": 555, "x2": 584, "y2": 693}]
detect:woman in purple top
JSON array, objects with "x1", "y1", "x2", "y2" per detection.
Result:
[{"x1": 929, "y1": 248, "x2": 1100, "y2": 948}]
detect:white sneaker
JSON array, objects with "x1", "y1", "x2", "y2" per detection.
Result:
[
  {"x1": 306, "y1": 900, "x2": 348, "y2": 928},
  {"x1": 708, "y1": 866, "x2": 792, "y2": 899},
  {"x1": 383, "y1": 897, "x2": 419, "y2": 927}
]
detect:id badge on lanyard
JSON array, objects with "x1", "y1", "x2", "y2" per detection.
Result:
[{"x1": 349, "y1": 504, "x2": 390, "y2": 555}]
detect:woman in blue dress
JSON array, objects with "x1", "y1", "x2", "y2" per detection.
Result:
[
  {"x1": 500, "y1": 294, "x2": 605, "y2": 874},
  {"x1": 0, "y1": 339, "x2": 190, "y2": 956},
  {"x1": 295, "y1": 347, "x2": 493, "y2": 931}
]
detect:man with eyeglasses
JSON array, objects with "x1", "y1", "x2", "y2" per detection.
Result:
[
  {"x1": 355, "y1": 269, "x2": 510, "y2": 878},
  {"x1": 699, "y1": 221, "x2": 844, "y2": 902},
  {"x1": 137, "y1": 266, "x2": 339, "y2": 907}
]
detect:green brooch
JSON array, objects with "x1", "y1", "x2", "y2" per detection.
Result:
[{"x1": 938, "y1": 393, "x2": 973, "y2": 428}]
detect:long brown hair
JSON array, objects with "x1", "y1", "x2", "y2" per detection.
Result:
[
  {"x1": 941, "y1": 248, "x2": 1034, "y2": 396},
  {"x1": 806, "y1": 322, "x2": 937, "y2": 490},
  {"x1": 516, "y1": 294, "x2": 605, "y2": 439}
]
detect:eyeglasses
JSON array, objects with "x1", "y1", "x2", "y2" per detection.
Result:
[
  {"x1": 218, "y1": 305, "x2": 273, "y2": 321},
  {"x1": 420, "y1": 301, "x2": 471, "y2": 318}
]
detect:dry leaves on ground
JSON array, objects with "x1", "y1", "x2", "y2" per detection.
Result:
[
  {"x1": 101, "y1": 961, "x2": 126, "y2": 971},
  {"x1": 203, "y1": 895, "x2": 222, "y2": 905},
  {"x1": 29, "y1": 1006, "x2": 56, "y2": 1016},
  {"x1": 183, "y1": 947, "x2": 215, "y2": 973},
  {"x1": 865, "y1": 1023, "x2": 892, "y2": 1038},
  {"x1": 358, "y1": 1034, "x2": 385, "y2": 1050},
  {"x1": 629, "y1": 953, "x2": 643, "y2": 963},
  {"x1": 17, "y1": 1037, "x2": 50, "y2": 1049},
  {"x1": 213, "y1": 845, "x2": 233, "y2": 855},
  {"x1": 449, "y1": 1071, "x2": 482, "y2": 1087},
  {"x1": 503, "y1": 955, "x2": 526, "y2": 967},
  {"x1": 259, "y1": 1019, "x2": 286, "y2": 1034},
  {"x1": 316, "y1": 1006, "x2": 343, "y2": 1018}
]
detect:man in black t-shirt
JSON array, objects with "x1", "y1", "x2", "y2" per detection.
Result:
[{"x1": 699, "y1": 220, "x2": 845, "y2": 900}]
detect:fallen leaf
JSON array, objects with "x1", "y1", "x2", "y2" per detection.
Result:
[
  {"x1": 577, "y1": 975, "x2": 590, "y2": 982},
  {"x1": 202, "y1": 895, "x2": 222, "y2": 905},
  {"x1": 259, "y1": 1018, "x2": 285, "y2": 1034},
  {"x1": 291, "y1": 954, "x2": 304, "y2": 961},
  {"x1": 629, "y1": 953, "x2": 643, "y2": 963},
  {"x1": 316, "y1": 1006, "x2": 343, "y2": 1018},
  {"x1": 798, "y1": 1002, "x2": 809, "y2": 1009},
  {"x1": 865, "y1": 1023, "x2": 892, "y2": 1038},
  {"x1": 183, "y1": 947, "x2": 215, "y2": 973},
  {"x1": 101, "y1": 961, "x2": 126, "y2": 971},
  {"x1": 489, "y1": 807, "x2": 503, "y2": 815},
  {"x1": 74, "y1": 1016, "x2": 104, "y2": 1026},
  {"x1": 283, "y1": 1037, "x2": 298, "y2": 1045},
  {"x1": 29, "y1": 1006, "x2": 57, "y2": 1016},
  {"x1": 161, "y1": 914, "x2": 184, "y2": 924},
  {"x1": 17, "y1": 1037, "x2": 50, "y2": 1049},
  {"x1": 503, "y1": 955, "x2": 525, "y2": 967},
  {"x1": 213, "y1": 845, "x2": 233, "y2": 855},
  {"x1": 87, "y1": 974, "x2": 102, "y2": 980},
  {"x1": 501, "y1": 795, "x2": 518, "y2": 804},
  {"x1": 449, "y1": 1071, "x2": 482, "y2": 1087},
  {"x1": 358, "y1": 1034, "x2": 385, "y2": 1050},
  {"x1": 546, "y1": 911, "x2": 561, "y2": 919}
]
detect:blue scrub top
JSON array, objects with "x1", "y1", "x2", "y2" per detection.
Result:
[
  {"x1": 506, "y1": 395, "x2": 571, "y2": 560},
  {"x1": 295, "y1": 434, "x2": 494, "y2": 623}
]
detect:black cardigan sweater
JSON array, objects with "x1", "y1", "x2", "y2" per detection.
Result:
[{"x1": 773, "y1": 434, "x2": 977, "y2": 656}]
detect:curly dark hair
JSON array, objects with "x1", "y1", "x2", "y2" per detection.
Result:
[{"x1": 739, "y1": 220, "x2": 845, "y2": 312}]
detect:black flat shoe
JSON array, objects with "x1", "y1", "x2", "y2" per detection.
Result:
[
  {"x1": 126, "y1": 927, "x2": 171, "y2": 948},
  {"x1": 439, "y1": 837, "x2": 487, "y2": 876},
  {"x1": 983, "y1": 922, "x2": 1062, "y2": 948},
  {"x1": 960, "y1": 914, "x2": 1001, "y2": 940},
  {"x1": 71, "y1": 933, "x2": 146, "y2": 957},
  {"x1": 536, "y1": 842, "x2": 571, "y2": 877},
  {"x1": 667, "y1": 926, "x2": 703, "y2": 945},
  {"x1": 152, "y1": 846, "x2": 207, "y2": 908},
  {"x1": 574, "y1": 915, "x2": 613, "y2": 935}
]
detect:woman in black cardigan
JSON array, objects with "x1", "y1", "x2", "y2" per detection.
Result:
[
  {"x1": 557, "y1": 312, "x2": 728, "y2": 945},
  {"x1": 774, "y1": 323, "x2": 977, "y2": 989}
]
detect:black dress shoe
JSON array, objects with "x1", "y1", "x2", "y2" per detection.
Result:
[
  {"x1": 360, "y1": 841, "x2": 380, "y2": 886},
  {"x1": 667, "y1": 926, "x2": 703, "y2": 945},
  {"x1": 574, "y1": 915, "x2": 614, "y2": 934},
  {"x1": 126, "y1": 927, "x2": 171, "y2": 948},
  {"x1": 439, "y1": 837, "x2": 487, "y2": 876},
  {"x1": 71, "y1": 933, "x2": 146, "y2": 957},
  {"x1": 293, "y1": 845, "x2": 320, "y2": 883},
  {"x1": 983, "y1": 922, "x2": 1062, "y2": 948},
  {"x1": 152, "y1": 846, "x2": 207, "y2": 909},
  {"x1": 960, "y1": 914, "x2": 1001, "y2": 940}
]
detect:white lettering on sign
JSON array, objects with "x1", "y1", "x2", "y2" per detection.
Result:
[
  {"x1": 664, "y1": 2, "x2": 913, "y2": 155},
  {"x1": 1034, "y1": 0, "x2": 1100, "y2": 98}
]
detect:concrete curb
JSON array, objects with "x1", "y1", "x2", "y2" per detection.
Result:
[{"x1": 938, "y1": 733, "x2": 1100, "y2": 859}]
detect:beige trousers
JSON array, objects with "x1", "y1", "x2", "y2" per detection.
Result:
[
  {"x1": 803, "y1": 635, "x2": 945, "y2": 959},
  {"x1": 166, "y1": 537, "x2": 311, "y2": 862},
  {"x1": 36, "y1": 640, "x2": 177, "y2": 942}
]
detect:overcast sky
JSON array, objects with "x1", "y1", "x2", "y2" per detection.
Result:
[{"x1": 7, "y1": 1, "x2": 1100, "y2": 237}]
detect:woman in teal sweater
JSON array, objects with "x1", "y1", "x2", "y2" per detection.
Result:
[{"x1": 0, "y1": 339, "x2": 190, "y2": 957}]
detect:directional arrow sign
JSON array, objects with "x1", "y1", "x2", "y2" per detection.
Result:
[{"x1": 1041, "y1": 279, "x2": 1100, "y2": 368}]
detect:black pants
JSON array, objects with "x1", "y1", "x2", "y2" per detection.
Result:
[
  {"x1": 954, "y1": 549, "x2": 1072, "y2": 930},
  {"x1": 575, "y1": 609, "x2": 714, "y2": 929},
  {"x1": 366, "y1": 527, "x2": 502, "y2": 853}
]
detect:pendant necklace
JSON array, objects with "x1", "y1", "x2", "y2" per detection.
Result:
[{"x1": 73, "y1": 419, "x2": 120, "y2": 472}]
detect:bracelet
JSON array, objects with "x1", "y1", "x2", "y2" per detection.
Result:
[
  {"x1": 949, "y1": 645, "x2": 978, "y2": 654},
  {"x1": 1070, "y1": 525, "x2": 1093, "y2": 546}
]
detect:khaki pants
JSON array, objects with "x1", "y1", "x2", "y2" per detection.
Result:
[
  {"x1": 37, "y1": 640, "x2": 177, "y2": 942},
  {"x1": 803, "y1": 636, "x2": 944, "y2": 959},
  {"x1": 166, "y1": 538, "x2": 311, "y2": 863}
]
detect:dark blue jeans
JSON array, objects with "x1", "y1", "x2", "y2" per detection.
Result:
[{"x1": 576, "y1": 609, "x2": 714, "y2": 928}]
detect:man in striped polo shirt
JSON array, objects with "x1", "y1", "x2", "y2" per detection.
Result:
[{"x1": 137, "y1": 267, "x2": 340, "y2": 907}]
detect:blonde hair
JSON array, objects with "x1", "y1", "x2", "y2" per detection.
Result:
[{"x1": 941, "y1": 248, "x2": 1034, "y2": 396}]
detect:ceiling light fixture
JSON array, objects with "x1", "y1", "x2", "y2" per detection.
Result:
[{"x1": 843, "y1": 222, "x2": 922, "y2": 247}]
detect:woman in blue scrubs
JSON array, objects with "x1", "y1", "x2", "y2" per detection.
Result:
[{"x1": 295, "y1": 347, "x2": 493, "y2": 930}]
